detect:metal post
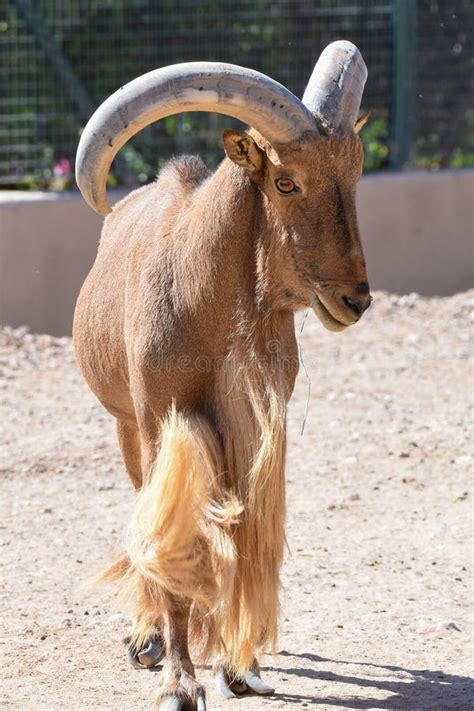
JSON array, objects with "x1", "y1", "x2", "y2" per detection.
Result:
[{"x1": 390, "y1": 0, "x2": 418, "y2": 169}]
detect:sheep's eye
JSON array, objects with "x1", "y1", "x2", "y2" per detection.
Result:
[{"x1": 275, "y1": 177, "x2": 296, "y2": 194}]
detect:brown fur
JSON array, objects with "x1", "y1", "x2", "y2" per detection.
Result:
[{"x1": 73, "y1": 129, "x2": 370, "y2": 702}]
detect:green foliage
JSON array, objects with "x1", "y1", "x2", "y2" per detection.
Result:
[
  {"x1": 2, "y1": 0, "x2": 472, "y2": 189},
  {"x1": 449, "y1": 151, "x2": 474, "y2": 169},
  {"x1": 360, "y1": 117, "x2": 390, "y2": 172},
  {"x1": 415, "y1": 151, "x2": 474, "y2": 170}
]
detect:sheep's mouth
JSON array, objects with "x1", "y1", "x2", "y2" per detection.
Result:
[{"x1": 312, "y1": 296, "x2": 348, "y2": 332}]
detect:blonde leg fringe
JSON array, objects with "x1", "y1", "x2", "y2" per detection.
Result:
[
  {"x1": 215, "y1": 357, "x2": 287, "y2": 676},
  {"x1": 102, "y1": 348, "x2": 287, "y2": 678},
  {"x1": 101, "y1": 404, "x2": 241, "y2": 658}
]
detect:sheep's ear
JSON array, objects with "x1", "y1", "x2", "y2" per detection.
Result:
[
  {"x1": 354, "y1": 112, "x2": 370, "y2": 134},
  {"x1": 222, "y1": 130, "x2": 264, "y2": 174}
]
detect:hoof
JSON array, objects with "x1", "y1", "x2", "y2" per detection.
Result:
[
  {"x1": 216, "y1": 664, "x2": 274, "y2": 698},
  {"x1": 157, "y1": 694, "x2": 206, "y2": 711},
  {"x1": 157, "y1": 699, "x2": 182, "y2": 711},
  {"x1": 125, "y1": 631, "x2": 165, "y2": 669},
  {"x1": 157, "y1": 671, "x2": 206, "y2": 711},
  {"x1": 244, "y1": 669, "x2": 274, "y2": 695}
]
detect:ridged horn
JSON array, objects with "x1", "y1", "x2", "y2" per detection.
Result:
[
  {"x1": 302, "y1": 40, "x2": 367, "y2": 133},
  {"x1": 76, "y1": 61, "x2": 317, "y2": 214}
]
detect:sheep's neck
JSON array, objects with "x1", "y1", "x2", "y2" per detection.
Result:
[{"x1": 190, "y1": 159, "x2": 300, "y2": 318}]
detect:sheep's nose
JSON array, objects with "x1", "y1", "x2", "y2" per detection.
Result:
[{"x1": 341, "y1": 293, "x2": 372, "y2": 319}]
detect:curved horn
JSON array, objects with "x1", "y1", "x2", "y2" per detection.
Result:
[
  {"x1": 302, "y1": 41, "x2": 367, "y2": 133},
  {"x1": 76, "y1": 61, "x2": 317, "y2": 214}
]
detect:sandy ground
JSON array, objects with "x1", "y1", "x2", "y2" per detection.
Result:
[{"x1": 0, "y1": 291, "x2": 473, "y2": 711}]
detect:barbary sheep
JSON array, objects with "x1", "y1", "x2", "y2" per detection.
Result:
[{"x1": 73, "y1": 40, "x2": 371, "y2": 710}]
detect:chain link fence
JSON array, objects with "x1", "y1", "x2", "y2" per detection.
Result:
[{"x1": 1, "y1": 0, "x2": 473, "y2": 189}]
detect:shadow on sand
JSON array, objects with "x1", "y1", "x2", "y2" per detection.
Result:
[{"x1": 265, "y1": 651, "x2": 474, "y2": 710}]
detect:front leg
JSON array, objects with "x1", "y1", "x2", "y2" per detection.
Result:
[{"x1": 158, "y1": 600, "x2": 206, "y2": 711}]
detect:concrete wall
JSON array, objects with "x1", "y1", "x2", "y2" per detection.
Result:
[
  {"x1": 0, "y1": 170, "x2": 473, "y2": 335},
  {"x1": 358, "y1": 170, "x2": 473, "y2": 296}
]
